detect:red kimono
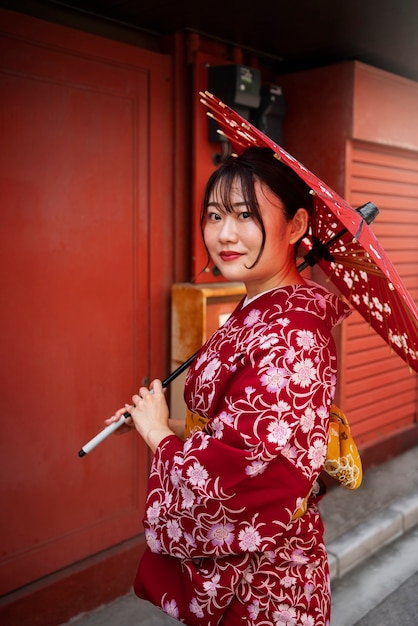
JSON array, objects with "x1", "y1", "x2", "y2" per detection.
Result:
[{"x1": 135, "y1": 282, "x2": 351, "y2": 625}]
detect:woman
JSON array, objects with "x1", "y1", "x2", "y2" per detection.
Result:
[{"x1": 106, "y1": 147, "x2": 351, "y2": 625}]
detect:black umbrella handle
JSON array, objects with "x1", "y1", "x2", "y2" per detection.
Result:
[
  {"x1": 297, "y1": 202, "x2": 379, "y2": 272},
  {"x1": 161, "y1": 351, "x2": 199, "y2": 387}
]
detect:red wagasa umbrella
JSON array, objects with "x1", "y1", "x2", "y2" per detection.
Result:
[{"x1": 200, "y1": 90, "x2": 418, "y2": 374}]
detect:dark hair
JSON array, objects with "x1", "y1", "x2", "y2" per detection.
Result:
[{"x1": 201, "y1": 147, "x2": 312, "y2": 266}]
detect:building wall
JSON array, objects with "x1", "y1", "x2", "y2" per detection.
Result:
[{"x1": 0, "y1": 9, "x2": 175, "y2": 624}]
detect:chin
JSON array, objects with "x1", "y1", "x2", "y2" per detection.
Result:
[{"x1": 215, "y1": 267, "x2": 244, "y2": 282}]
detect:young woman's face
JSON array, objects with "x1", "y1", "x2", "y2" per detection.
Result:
[{"x1": 203, "y1": 178, "x2": 305, "y2": 298}]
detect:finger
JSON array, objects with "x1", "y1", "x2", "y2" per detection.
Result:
[
  {"x1": 132, "y1": 393, "x2": 141, "y2": 406},
  {"x1": 138, "y1": 386, "x2": 151, "y2": 398},
  {"x1": 105, "y1": 408, "x2": 125, "y2": 424},
  {"x1": 104, "y1": 409, "x2": 132, "y2": 427},
  {"x1": 108, "y1": 401, "x2": 134, "y2": 417},
  {"x1": 116, "y1": 407, "x2": 134, "y2": 430},
  {"x1": 149, "y1": 379, "x2": 163, "y2": 394},
  {"x1": 120, "y1": 415, "x2": 134, "y2": 428}
]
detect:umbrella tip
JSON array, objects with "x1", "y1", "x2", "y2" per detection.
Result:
[{"x1": 357, "y1": 202, "x2": 379, "y2": 225}]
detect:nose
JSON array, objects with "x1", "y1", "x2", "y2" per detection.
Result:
[{"x1": 218, "y1": 214, "x2": 238, "y2": 243}]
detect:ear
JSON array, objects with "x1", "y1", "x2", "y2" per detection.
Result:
[{"x1": 289, "y1": 208, "x2": 309, "y2": 244}]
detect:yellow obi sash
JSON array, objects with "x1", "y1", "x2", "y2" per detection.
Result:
[
  {"x1": 325, "y1": 404, "x2": 362, "y2": 490},
  {"x1": 184, "y1": 404, "x2": 362, "y2": 519}
]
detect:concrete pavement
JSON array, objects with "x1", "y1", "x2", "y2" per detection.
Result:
[
  {"x1": 320, "y1": 444, "x2": 418, "y2": 581},
  {"x1": 351, "y1": 562, "x2": 418, "y2": 626},
  {"x1": 62, "y1": 444, "x2": 418, "y2": 625},
  {"x1": 330, "y1": 526, "x2": 418, "y2": 625}
]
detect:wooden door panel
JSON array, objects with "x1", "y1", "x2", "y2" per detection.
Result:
[{"x1": 0, "y1": 13, "x2": 172, "y2": 594}]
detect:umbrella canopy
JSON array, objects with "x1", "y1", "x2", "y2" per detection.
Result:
[{"x1": 200, "y1": 91, "x2": 418, "y2": 373}]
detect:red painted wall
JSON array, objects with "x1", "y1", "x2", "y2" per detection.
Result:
[{"x1": 0, "y1": 9, "x2": 174, "y2": 623}]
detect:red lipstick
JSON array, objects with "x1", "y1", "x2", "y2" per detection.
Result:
[{"x1": 219, "y1": 251, "x2": 242, "y2": 261}]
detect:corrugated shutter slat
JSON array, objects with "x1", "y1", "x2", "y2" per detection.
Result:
[{"x1": 341, "y1": 140, "x2": 418, "y2": 447}]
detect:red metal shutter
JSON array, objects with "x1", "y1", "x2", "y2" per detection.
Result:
[{"x1": 341, "y1": 140, "x2": 418, "y2": 448}]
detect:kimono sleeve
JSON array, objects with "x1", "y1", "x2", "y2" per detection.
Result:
[{"x1": 142, "y1": 310, "x2": 336, "y2": 560}]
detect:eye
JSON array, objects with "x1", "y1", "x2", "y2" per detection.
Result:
[
  {"x1": 207, "y1": 211, "x2": 222, "y2": 222},
  {"x1": 238, "y1": 211, "x2": 252, "y2": 220}
]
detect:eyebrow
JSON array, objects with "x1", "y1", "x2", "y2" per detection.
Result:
[{"x1": 206, "y1": 200, "x2": 250, "y2": 209}]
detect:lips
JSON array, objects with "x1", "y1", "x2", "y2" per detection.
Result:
[{"x1": 219, "y1": 251, "x2": 243, "y2": 262}]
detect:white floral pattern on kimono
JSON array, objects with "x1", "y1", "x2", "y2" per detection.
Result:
[{"x1": 134, "y1": 281, "x2": 351, "y2": 625}]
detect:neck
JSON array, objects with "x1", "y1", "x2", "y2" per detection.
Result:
[{"x1": 245, "y1": 268, "x2": 305, "y2": 300}]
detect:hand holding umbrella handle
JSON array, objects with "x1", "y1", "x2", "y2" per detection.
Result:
[{"x1": 78, "y1": 351, "x2": 198, "y2": 457}]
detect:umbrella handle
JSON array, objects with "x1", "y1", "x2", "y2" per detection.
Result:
[
  {"x1": 297, "y1": 202, "x2": 379, "y2": 272},
  {"x1": 78, "y1": 351, "x2": 199, "y2": 457},
  {"x1": 299, "y1": 235, "x2": 335, "y2": 269}
]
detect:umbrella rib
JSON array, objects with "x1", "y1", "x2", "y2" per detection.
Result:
[
  {"x1": 333, "y1": 252, "x2": 418, "y2": 370},
  {"x1": 331, "y1": 253, "x2": 382, "y2": 276},
  {"x1": 384, "y1": 281, "x2": 418, "y2": 366},
  {"x1": 375, "y1": 274, "x2": 413, "y2": 367},
  {"x1": 318, "y1": 261, "x2": 372, "y2": 323}
]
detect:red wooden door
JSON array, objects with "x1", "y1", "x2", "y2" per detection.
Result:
[{"x1": 0, "y1": 11, "x2": 173, "y2": 594}]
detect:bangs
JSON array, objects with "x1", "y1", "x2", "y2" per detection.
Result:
[{"x1": 202, "y1": 166, "x2": 260, "y2": 218}]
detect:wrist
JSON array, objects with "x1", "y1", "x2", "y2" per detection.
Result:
[{"x1": 145, "y1": 425, "x2": 174, "y2": 454}]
